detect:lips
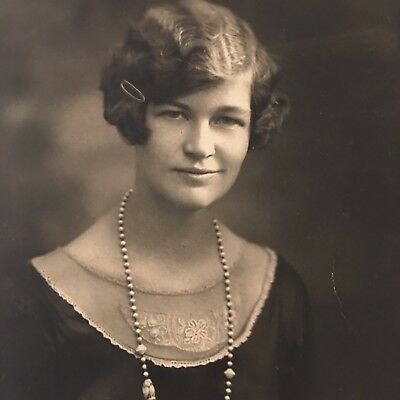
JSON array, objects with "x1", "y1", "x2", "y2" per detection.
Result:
[{"x1": 173, "y1": 167, "x2": 220, "y2": 175}]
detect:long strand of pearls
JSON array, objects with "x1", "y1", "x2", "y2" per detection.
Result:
[{"x1": 119, "y1": 189, "x2": 236, "y2": 400}]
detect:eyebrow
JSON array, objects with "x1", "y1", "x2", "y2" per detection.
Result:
[{"x1": 160, "y1": 101, "x2": 251, "y2": 117}]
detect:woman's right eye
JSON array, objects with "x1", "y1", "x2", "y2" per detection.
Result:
[{"x1": 159, "y1": 110, "x2": 187, "y2": 120}]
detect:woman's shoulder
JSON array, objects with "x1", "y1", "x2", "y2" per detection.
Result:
[
  {"x1": 273, "y1": 255, "x2": 307, "y2": 302},
  {"x1": 226, "y1": 224, "x2": 305, "y2": 290},
  {"x1": 225, "y1": 225, "x2": 306, "y2": 312},
  {"x1": 31, "y1": 208, "x2": 126, "y2": 285}
]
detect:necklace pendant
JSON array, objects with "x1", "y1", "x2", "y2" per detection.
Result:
[
  {"x1": 142, "y1": 378, "x2": 156, "y2": 400},
  {"x1": 224, "y1": 368, "x2": 236, "y2": 380}
]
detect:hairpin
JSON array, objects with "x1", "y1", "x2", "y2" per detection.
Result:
[{"x1": 120, "y1": 80, "x2": 146, "y2": 103}]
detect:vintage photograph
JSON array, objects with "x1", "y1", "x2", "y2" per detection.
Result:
[{"x1": 1, "y1": 0, "x2": 399, "y2": 399}]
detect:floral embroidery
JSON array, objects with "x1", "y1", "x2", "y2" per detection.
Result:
[
  {"x1": 137, "y1": 314, "x2": 169, "y2": 345},
  {"x1": 180, "y1": 319, "x2": 210, "y2": 344},
  {"x1": 120, "y1": 298, "x2": 241, "y2": 353}
]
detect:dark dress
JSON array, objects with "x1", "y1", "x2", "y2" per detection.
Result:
[{"x1": 0, "y1": 255, "x2": 309, "y2": 400}]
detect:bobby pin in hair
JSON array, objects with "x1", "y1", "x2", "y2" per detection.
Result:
[{"x1": 120, "y1": 80, "x2": 146, "y2": 103}]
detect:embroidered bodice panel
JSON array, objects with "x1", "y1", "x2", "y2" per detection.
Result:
[
  {"x1": 120, "y1": 296, "x2": 241, "y2": 353},
  {"x1": 31, "y1": 240, "x2": 277, "y2": 367}
]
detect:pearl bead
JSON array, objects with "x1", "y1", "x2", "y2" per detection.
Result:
[
  {"x1": 226, "y1": 381, "x2": 232, "y2": 387},
  {"x1": 226, "y1": 388, "x2": 232, "y2": 394},
  {"x1": 128, "y1": 283, "x2": 133, "y2": 289},
  {"x1": 119, "y1": 233, "x2": 125, "y2": 239},
  {"x1": 226, "y1": 294, "x2": 232, "y2": 300},
  {"x1": 142, "y1": 364, "x2": 147, "y2": 370},
  {"x1": 141, "y1": 357, "x2": 146, "y2": 362},
  {"x1": 225, "y1": 396, "x2": 230, "y2": 400},
  {"x1": 228, "y1": 346, "x2": 234, "y2": 352},
  {"x1": 227, "y1": 361, "x2": 233, "y2": 367},
  {"x1": 133, "y1": 312, "x2": 138, "y2": 318},
  {"x1": 135, "y1": 328, "x2": 141, "y2": 334},
  {"x1": 228, "y1": 338, "x2": 234, "y2": 345},
  {"x1": 126, "y1": 276, "x2": 132, "y2": 282},
  {"x1": 143, "y1": 371, "x2": 149, "y2": 377}
]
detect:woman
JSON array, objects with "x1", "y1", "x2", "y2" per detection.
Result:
[{"x1": 1, "y1": 1, "x2": 309, "y2": 399}]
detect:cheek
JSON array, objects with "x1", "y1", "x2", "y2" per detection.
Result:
[
  {"x1": 147, "y1": 119, "x2": 184, "y2": 152},
  {"x1": 142, "y1": 134, "x2": 180, "y2": 165},
  {"x1": 224, "y1": 135, "x2": 250, "y2": 171}
]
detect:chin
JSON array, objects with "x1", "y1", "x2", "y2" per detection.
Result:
[
  {"x1": 161, "y1": 189, "x2": 220, "y2": 211},
  {"x1": 169, "y1": 195, "x2": 216, "y2": 211}
]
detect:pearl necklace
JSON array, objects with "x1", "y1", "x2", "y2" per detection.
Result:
[{"x1": 118, "y1": 189, "x2": 236, "y2": 400}]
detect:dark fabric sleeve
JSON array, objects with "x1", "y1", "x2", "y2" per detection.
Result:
[
  {"x1": 275, "y1": 258, "x2": 312, "y2": 400},
  {"x1": 0, "y1": 264, "x2": 60, "y2": 400}
]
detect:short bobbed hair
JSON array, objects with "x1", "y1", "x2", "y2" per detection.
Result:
[{"x1": 100, "y1": 0, "x2": 287, "y2": 149}]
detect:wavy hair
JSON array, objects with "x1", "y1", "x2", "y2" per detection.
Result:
[{"x1": 100, "y1": 0, "x2": 288, "y2": 149}]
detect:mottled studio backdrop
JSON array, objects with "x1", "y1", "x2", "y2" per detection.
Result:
[{"x1": 1, "y1": 0, "x2": 399, "y2": 398}]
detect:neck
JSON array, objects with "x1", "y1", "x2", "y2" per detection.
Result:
[{"x1": 122, "y1": 186, "x2": 216, "y2": 267}]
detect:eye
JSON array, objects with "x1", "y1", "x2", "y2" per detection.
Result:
[
  {"x1": 158, "y1": 110, "x2": 188, "y2": 120},
  {"x1": 214, "y1": 116, "x2": 246, "y2": 128}
]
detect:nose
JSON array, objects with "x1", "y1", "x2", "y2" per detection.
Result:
[{"x1": 182, "y1": 121, "x2": 215, "y2": 160}]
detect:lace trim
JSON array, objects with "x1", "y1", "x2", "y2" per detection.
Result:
[
  {"x1": 31, "y1": 247, "x2": 277, "y2": 368},
  {"x1": 119, "y1": 296, "x2": 242, "y2": 352}
]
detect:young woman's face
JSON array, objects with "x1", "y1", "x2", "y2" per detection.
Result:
[{"x1": 135, "y1": 70, "x2": 252, "y2": 210}]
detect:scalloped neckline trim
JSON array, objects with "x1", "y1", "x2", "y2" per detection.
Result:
[{"x1": 31, "y1": 247, "x2": 277, "y2": 368}]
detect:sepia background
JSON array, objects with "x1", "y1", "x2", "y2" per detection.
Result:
[{"x1": 1, "y1": 0, "x2": 399, "y2": 398}]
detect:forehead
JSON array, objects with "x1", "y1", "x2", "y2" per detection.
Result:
[{"x1": 172, "y1": 69, "x2": 253, "y2": 111}]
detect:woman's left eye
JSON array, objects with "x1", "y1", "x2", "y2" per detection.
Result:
[{"x1": 214, "y1": 116, "x2": 245, "y2": 128}]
